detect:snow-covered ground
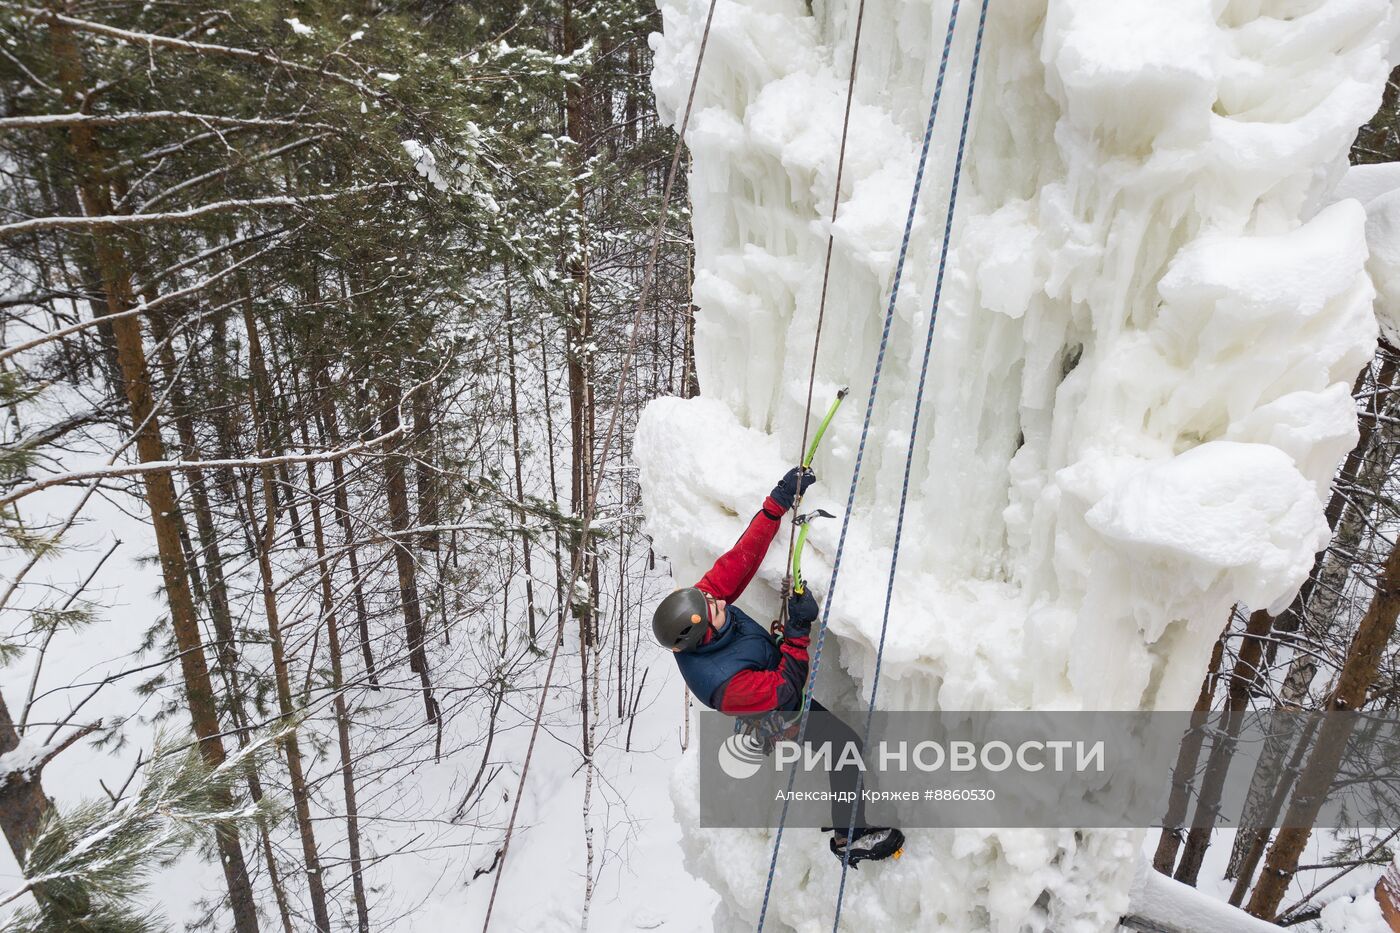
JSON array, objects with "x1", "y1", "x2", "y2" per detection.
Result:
[
  {"x1": 0, "y1": 435, "x2": 225, "y2": 916},
  {"x1": 0, "y1": 392, "x2": 717, "y2": 932},
  {"x1": 639, "y1": 0, "x2": 1398, "y2": 930},
  {"x1": 7, "y1": 1, "x2": 1400, "y2": 930}
]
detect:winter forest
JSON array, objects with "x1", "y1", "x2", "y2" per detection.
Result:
[{"x1": 3, "y1": 0, "x2": 1400, "y2": 931}]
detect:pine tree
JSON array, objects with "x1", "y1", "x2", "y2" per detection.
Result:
[
  {"x1": 2, "y1": 0, "x2": 691, "y2": 924},
  {"x1": 5, "y1": 732, "x2": 276, "y2": 933}
]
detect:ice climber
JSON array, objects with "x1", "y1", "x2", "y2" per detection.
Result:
[{"x1": 651, "y1": 466, "x2": 904, "y2": 866}]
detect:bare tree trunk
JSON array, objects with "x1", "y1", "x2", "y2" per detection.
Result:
[
  {"x1": 0, "y1": 692, "x2": 99, "y2": 922},
  {"x1": 1229, "y1": 714, "x2": 1321, "y2": 905},
  {"x1": 1229, "y1": 357, "x2": 1400, "y2": 881},
  {"x1": 1174, "y1": 609, "x2": 1274, "y2": 885},
  {"x1": 413, "y1": 386, "x2": 440, "y2": 551},
  {"x1": 0, "y1": 692, "x2": 49, "y2": 863},
  {"x1": 305, "y1": 453, "x2": 371, "y2": 933},
  {"x1": 681, "y1": 216, "x2": 699, "y2": 399},
  {"x1": 381, "y1": 388, "x2": 439, "y2": 722},
  {"x1": 153, "y1": 319, "x2": 242, "y2": 687},
  {"x1": 624, "y1": 42, "x2": 639, "y2": 149},
  {"x1": 156, "y1": 309, "x2": 291, "y2": 928},
  {"x1": 1278, "y1": 430, "x2": 1399, "y2": 705},
  {"x1": 243, "y1": 305, "x2": 332, "y2": 931},
  {"x1": 1265, "y1": 358, "x2": 1395, "y2": 679},
  {"x1": 1153, "y1": 632, "x2": 1225, "y2": 874},
  {"x1": 315, "y1": 366, "x2": 379, "y2": 688},
  {"x1": 505, "y1": 278, "x2": 541, "y2": 646},
  {"x1": 267, "y1": 365, "x2": 309, "y2": 552},
  {"x1": 1376, "y1": 853, "x2": 1400, "y2": 931},
  {"x1": 247, "y1": 467, "x2": 333, "y2": 932},
  {"x1": 46, "y1": 12, "x2": 259, "y2": 928},
  {"x1": 681, "y1": 688, "x2": 691, "y2": 752},
  {"x1": 1247, "y1": 537, "x2": 1400, "y2": 919},
  {"x1": 157, "y1": 322, "x2": 293, "y2": 932},
  {"x1": 255, "y1": 813, "x2": 296, "y2": 933},
  {"x1": 580, "y1": 631, "x2": 601, "y2": 931},
  {"x1": 538, "y1": 317, "x2": 568, "y2": 638},
  {"x1": 564, "y1": 0, "x2": 600, "y2": 759}
]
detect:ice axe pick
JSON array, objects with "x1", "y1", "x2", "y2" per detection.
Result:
[{"x1": 791, "y1": 509, "x2": 835, "y2": 596}]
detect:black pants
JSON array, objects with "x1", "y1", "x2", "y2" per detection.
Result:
[{"x1": 805, "y1": 699, "x2": 868, "y2": 833}]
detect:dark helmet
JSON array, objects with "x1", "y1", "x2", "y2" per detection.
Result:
[{"x1": 653, "y1": 587, "x2": 709, "y2": 652}]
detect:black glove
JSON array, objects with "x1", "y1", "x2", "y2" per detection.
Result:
[
  {"x1": 769, "y1": 466, "x2": 816, "y2": 512},
  {"x1": 784, "y1": 589, "x2": 819, "y2": 639}
]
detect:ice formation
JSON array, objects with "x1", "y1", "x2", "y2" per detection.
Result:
[
  {"x1": 636, "y1": 0, "x2": 1395, "y2": 930},
  {"x1": 1335, "y1": 161, "x2": 1400, "y2": 345}
]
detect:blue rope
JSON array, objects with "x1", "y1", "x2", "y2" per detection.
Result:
[
  {"x1": 754, "y1": 3, "x2": 966, "y2": 929},
  {"x1": 833, "y1": 1, "x2": 990, "y2": 928}
]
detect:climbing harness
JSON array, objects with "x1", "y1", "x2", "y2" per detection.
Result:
[
  {"x1": 733, "y1": 707, "x2": 803, "y2": 754},
  {"x1": 756, "y1": 0, "x2": 992, "y2": 929}
]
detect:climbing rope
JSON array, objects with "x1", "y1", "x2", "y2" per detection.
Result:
[
  {"x1": 778, "y1": 0, "x2": 870, "y2": 638},
  {"x1": 833, "y1": 1, "x2": 990, "y2": 929},
  {"x1": 480, "y1": 2, "x2": 721, "y2": 929},
  {"x1": 755, "y1": 1, "x2": 969, "y2": 929}
]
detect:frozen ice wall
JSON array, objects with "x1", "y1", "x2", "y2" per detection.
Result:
[{"x1": 636, "y1": 0, "x2": 1395, "y2": 929}]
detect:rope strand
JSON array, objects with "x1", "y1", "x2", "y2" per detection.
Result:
[
  {"x1": 780, "y1": 0, "x2": 870, "y2": 624},
  {"x1": 832, "y1": 2, "x2": 990, "y2": 927},
  {"x1": 754, "y1": 1, "x2": 966, "y2": 927}
]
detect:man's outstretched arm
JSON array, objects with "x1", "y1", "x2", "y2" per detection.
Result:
[
  {"x1": 694, "y1": 500, "x2": 784, "y2": 603},
  {"x1": 694, "y1": 467, "x2": 814, "y2": 603}
]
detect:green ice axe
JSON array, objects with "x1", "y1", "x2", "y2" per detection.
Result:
[
  {"x1": 791, "y1": 509, "x2": 835, "y2": 596},
  {"x1": 786, "y1": 387, "x2": 848, "y2": 597},
  {"x1": 802, "y1": 386, "x2": 849, "y2": 469}
]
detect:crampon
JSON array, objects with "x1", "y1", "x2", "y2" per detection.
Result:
[{"x1": 828, "y1": 827, "x2": 905, "y2": 868}]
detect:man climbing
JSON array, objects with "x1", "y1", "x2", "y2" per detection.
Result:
[{"x1": 651, "y1": 466, "x2": 904, "y2": 866}]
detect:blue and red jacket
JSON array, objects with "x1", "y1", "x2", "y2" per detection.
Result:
[{"x1": 673, "y1": 495, "x2": 811, "y2": 714}]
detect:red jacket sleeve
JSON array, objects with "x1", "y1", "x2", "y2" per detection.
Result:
[
  {"x1": 694, "y1": 495, "x2": 786, "y2": 603},
  {"x1": 717, "y1": 635, "x2": 810, "y2": 714}
]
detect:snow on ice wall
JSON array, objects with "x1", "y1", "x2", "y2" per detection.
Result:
[{"x1": 636, "y1": 0, "x2": 1394, "y2": 930}]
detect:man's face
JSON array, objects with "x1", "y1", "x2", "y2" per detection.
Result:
[
  {"x1": 706, "y1": 594, "x2": 728, "y2": 630},
  {"x1": 669, "y1": 593, "x2": 727, "y2": 653}
]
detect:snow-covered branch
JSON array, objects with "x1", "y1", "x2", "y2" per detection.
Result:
[
  {"x1": 138, "y1": 135, "x2": 327, "y2": 212},
  {"x1": 0, "y1": 184, "x2": 396, "y2": 239},
  {"x1": 2, "y1": 441, "x2": 386, "y2": 510},
  {"x1": 0, "y1": 111, "x2": 338, "y2": 132},
  {"x1": 139, "y1": 226, "x2": 285, "y2": 289},
  {"x1": 102, "y1": 126, "x2": 256, "y2": 178},
  {"x1": 14, "y1": 5, "x2": 385, "y2": 97},
  {"x1": 0, "y1": 233, "x2": 292, "y2": 364},
  {"x1": 0, "y1": 722, "x2": 101, "y2": 793},
  {"x1": 0, "y1": 289, "x2": 88, "y2": 310},
  {"x1": 0, "y1": 366, "x2": 442, "y2": 509}
]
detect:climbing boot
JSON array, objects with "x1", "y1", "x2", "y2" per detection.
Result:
[{"x1": 829, "y1": 827, "x2": 905, "y2": 867}]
